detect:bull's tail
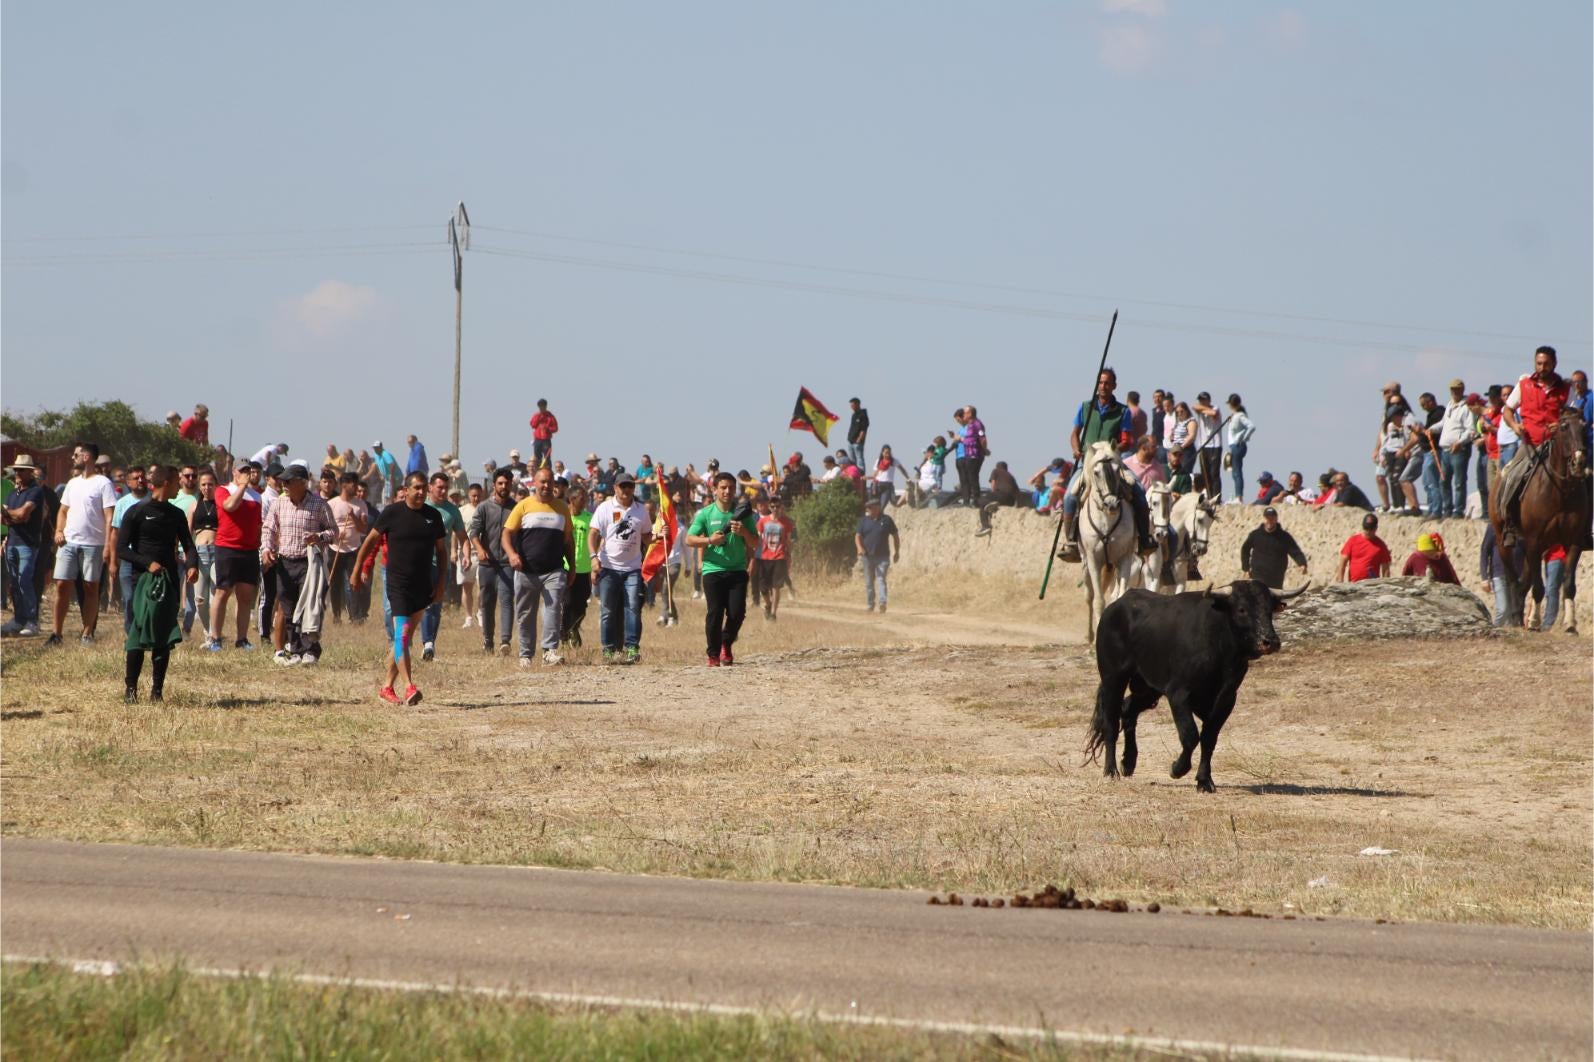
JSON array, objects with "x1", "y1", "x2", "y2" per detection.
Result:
[{"x1": 1083, "y1": 680, "x2": 1116, "y2": 766}]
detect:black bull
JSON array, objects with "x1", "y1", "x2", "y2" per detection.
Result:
[{"x1": 1086, "y1": 581, "x2": 1308, "y2": 792}]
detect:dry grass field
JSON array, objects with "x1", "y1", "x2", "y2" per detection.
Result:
[{"x1": 2, "y1": 567, "x2": 1589, "y2": 930}]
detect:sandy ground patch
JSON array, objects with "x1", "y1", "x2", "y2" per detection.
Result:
[{"x1": 2, "y1": 571, "x2": 1588, "y2": 928}]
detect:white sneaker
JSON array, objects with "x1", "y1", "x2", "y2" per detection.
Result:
[
  {"x1": 273, "y1": 650, "x2": 301, "y2": 666},
  {"x1": 518, "y1": 657, "x2": 533, "y2": 669},
  {"x1": 461, "y1": 616, "x2": 472, "y2": 629},
  {"x1": 542, "y1": 649, "x2": 565, "y2": 665},
  {"x1": 691, "y1": 590, "x2": 702, "y2": 600}
]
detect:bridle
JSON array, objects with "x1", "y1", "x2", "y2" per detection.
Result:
[
  {"x1": 1176, "y1": 494, "x2": 1216, "y2": 560},
  {"x1": 1147, "y1": 484, "x2": 1172, "y2": 542},
  {"x1": 1084, "y1": 447, "x2": 1129, "y2": 539}
]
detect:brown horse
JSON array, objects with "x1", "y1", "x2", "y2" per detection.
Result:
[{"x1": 1489, "y1": 406, "x2": 1590, "y2": 619}]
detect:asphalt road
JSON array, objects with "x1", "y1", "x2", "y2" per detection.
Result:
[{"x1": 2, "y1": 839, "x2": 1588, "y2": 1060}]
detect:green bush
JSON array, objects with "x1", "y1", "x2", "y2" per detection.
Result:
[
  {"x1": 789, "y1": 477, "x2": 862, "y2": 572},
  {"x1": 2, "y1": 400, "x2": 214, "y2": 470}
]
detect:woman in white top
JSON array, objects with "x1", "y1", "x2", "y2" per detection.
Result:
[
  {"x1": 1167, "y1": 402, "x2": 1197, "y2": 469},
  {"x1": 872, "y1": 445, "x2": 909, "y2": 507},
  {"x1": 1224, "y1": 393, "x2": 1256, "y2": 502}
]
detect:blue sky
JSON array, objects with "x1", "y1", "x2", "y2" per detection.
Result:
[{"x1": 4, "y1": 1, "x2": 1589, "y2": 491}]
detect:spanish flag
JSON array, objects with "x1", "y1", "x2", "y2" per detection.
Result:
[
  {"x1": 790, "y1": 387, "x2": 839, "y2": 446},
  {"x1": 642, "y1": 463, "x2": 676, "y2": 583}
]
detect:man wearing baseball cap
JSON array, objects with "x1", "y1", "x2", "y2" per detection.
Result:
[
  {"x1": 1436, "y1": 379, "x2": 1474, "y2": 519},
  {"x1": 1239, "y1": 506, "x2": 1308, "y2": 590},
  {"x1": 1336, "y1": 512, "x2": 1391, "y2": 583},
  {"x1": 1252, "y1": 471, "x2": 1284, "y2": 506},
  {"x1": 588, "y1": 471, "x2": 652, "y2": 663}
]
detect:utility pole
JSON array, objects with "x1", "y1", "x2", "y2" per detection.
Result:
[{"x1": 448, "y1": 202, "x2": 471, "y2": 460}]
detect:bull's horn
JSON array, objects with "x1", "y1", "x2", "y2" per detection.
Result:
[
  {"x1": 1206, "y1": 583, "x2": 1233, "y2": 598},
  {"x1": 1268, "y1": 581, "x2": 1311, "y2": 601}
]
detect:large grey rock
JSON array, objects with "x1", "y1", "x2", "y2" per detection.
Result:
[{"x1": 1275, "y1": 578, "x2": 1494, "y2": 643}]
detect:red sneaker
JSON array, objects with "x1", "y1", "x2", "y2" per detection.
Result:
[
  {"x1": 706, "y1": 654, "x2": 721, "y2": 667},
  {"x1": 719, "y1": 645, "x2": 734, "y2": 666},
  {"x1": 403, "y1": 684, "x2": 423, "y2": 706},
  {"x1": 379, "y1": 687, "x2": 401, "y2": 705}
]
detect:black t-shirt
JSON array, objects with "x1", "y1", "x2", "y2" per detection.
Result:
[
  {"x1": 116, "y1": 498, "x2": 198, "y2": 574},
  {"x1": 5, "y1": 483, "x2": 47, "y2": 547},
  {"x1": 856, "y1": 513, "x2": 898, "y2": 560},
  {"x1": 1413, "y1": 408, "x2": 1442, "y2": 453},
  {"x1": 374, "y1": 501, "x2": 445, "y2": 590}
]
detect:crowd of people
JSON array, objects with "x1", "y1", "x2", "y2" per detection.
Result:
[{"x1": 3, "y1": 347, "x2": 1586, "y2": 701}]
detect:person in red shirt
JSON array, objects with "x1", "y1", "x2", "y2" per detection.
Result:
[
  {"x1": 178, "y1": 404, "x2": 210, "y2": 446},
  {"x1": 755, "y1": 496, "x2": 796, "y2": 621},
  {"x1": 1336, "y1": 513, "x2": 1391, "y2": 583},
  {"x1": 206, "y1": 461, "x2": 263, "y2": 649},
  {"x1": 1400, "y1": 533, "x2": 1460, "y2": 585},
  {"x1": 528, "y1": 399, "x2": 559, "y2": 469},
  {"x1": 1497, "y1": 346, "x2": 1572, "y2": 544}
]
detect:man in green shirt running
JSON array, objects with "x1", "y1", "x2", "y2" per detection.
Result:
[{"x1": 685, "y1": 472, "x2": 759, "y2": 666}]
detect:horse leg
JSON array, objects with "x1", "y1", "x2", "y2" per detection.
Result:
[{"x1": 1120, "y1": 675, "x2": 1160, "y2": 777}]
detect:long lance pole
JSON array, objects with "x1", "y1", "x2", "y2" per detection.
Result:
[{"x1": 1040, "y1": 310, "x2": 1118, "y2": 600}]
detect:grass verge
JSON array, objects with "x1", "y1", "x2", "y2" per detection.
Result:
[{"x1": 0, "y1": 961, "x2": 1153, "y2": 1061}]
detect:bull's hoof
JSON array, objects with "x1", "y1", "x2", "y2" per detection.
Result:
[
  {"x1": 1170, "y1": 758, "x2": 1191, "y2": 779},
  {"x1": 1103, "y1": 765, "x2": 1119, "y2": 780},
  {"x1": 1121, "y1": 755, "x2": 1137, "y2": 777},
  {"x1": 1195, "y1": 778, "x2": 1216, "y2": 793}
]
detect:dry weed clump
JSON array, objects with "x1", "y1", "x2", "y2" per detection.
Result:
[{"x1": 1, "y1": 581, "x2": 1588, "y2": 929}]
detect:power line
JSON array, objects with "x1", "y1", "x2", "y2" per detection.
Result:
[
  {"x1": 1, "y1": 223, "x2": 438, "y2": 244},
  {"x1": 470, "y1": 242, "x2": 1525, "y2": 363},
  {"x1": 474, "y1": 223, "x2": 1582, "y2": 350},
  {"x1": 2, "y1": 241, "x2": 438, "y2": 266}
]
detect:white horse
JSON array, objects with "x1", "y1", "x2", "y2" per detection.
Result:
[
  {"x1": 1142, "y1": 482, "x2": 1176, "y2": 594},
  {"x1": 1077, "y1": 442, "x2": 1140, "y2": 643},
  {"x1": 1155, "y1": 490, "x2": 1218, "y2": 594}
]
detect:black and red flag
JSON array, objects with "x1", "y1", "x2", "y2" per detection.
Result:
[{"x1": 790, "y1": 387, "x2": 839, "y2": 446}]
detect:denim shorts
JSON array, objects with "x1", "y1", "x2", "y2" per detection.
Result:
[{"x1": 53, "y1": 542, "x2": 106, "y2": 583}]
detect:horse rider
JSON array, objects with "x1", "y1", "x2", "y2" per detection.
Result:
[
  {"x1": 1056, "y1": 367, "x2": 1157, "y2": 563},
  {"x1": 1496, "y1": 345, "x2": 1573, "y2": 547}
]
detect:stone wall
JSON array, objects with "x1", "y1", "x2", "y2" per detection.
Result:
[{"x1": 891, "y1": 502, "x2": 1590, "y2": 627}]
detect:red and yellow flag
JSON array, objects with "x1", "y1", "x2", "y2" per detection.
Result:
[
  {"x1": 790, "y1": 387, "x2": 839, "y2": 446},
  {"x1": 642, "y1": 463, "x2": 676, "y2": 582}
]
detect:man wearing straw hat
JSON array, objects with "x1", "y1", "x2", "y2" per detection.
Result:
[{"x1": 2, "y1": 454, "x2": 47, "y2": 636}]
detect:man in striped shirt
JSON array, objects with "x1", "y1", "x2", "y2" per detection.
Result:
[{"x1": 262, "y1": 465, "x2": 337, "y2": 665}]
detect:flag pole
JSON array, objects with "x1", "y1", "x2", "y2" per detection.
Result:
[{"x1": 659, "y1": 458, "x2": 675, "y2": 623}]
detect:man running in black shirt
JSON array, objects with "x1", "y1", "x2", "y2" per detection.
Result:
[
  {"x1": 351, "y1": 472, "x2": 447, "y2": 705},
  {"x1": 117, "y1": 466, "x2": 198, "y2": 702}
]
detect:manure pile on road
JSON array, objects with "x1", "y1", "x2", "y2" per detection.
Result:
[{"x1": 1277, "y1": 578, "x2": 1494, "y2": 642}]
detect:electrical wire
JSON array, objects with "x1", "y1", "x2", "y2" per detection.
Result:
[
  {"x1": 471, "y1": 242, "x2": 1526, "y2": 363},
  {"x1": 474, "y1": 223, "x2": 1580, "y2": 349}
]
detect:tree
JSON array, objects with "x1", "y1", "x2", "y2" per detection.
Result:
[
  {"x1": 2, "y1": 401, "x2": 214, "y2": 470},
  {"x1": 789, "y1": 477, "x2": 863, "y2": 572}
]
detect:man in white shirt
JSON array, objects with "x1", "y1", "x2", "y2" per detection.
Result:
[
  {"x1": 1436, "y1": 378, "x2": 1475, "y2": 519},
  {"x1": 48, "y1": 443, "x2": 119, "y2": 646},
  {"x1": 588, "y1": 474, "x2": 652, "y2": 664},
  {"x1": 249, "y1": 443, "x2": 288, "y2": 469},
  {"x1": 1192, "y1": 392, "x2": 1225, "y2": 502}
]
